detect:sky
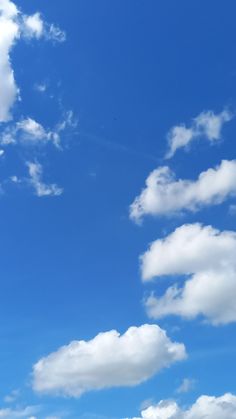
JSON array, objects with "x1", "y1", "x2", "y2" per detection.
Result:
[{"x1": 0, "y1": 0, "x2": 236, "y2": 418}]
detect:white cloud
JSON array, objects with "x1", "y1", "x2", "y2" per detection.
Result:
[
  {"x1": 0, "y1": 0, "x2": 19, "y2": 122},
  {"x1": 176, "y1": 378, "x2": 195, "y2": 394},
  {"x1": 142, "y1": 223, "x2": 236, "y2": 325},
  {"x1": 23, "y1": 12, "x2": 66, "y2": 42},
  {"x1": 23, "y1": 13, "x2": 43, "y2": 39},
  {"x1": 32, "y1": 324, "x2": 186, "y2": 397},
  {"x1": 166, "y1": 109, "x2": 232, "y2": 158},
  {"x1": 26, "y1": 162, "x2": 63, "y2": 197},
  {"x1": 126, "y1": 393, "x2": 236, "y2": 419},
  {"x1": 0, "y1": 0, "x2": 65, "y2": 122},
  {"x1": 130, "y1": 160, "x2": 236, "y2": 222},
  {"x1": 1, "y1": 111, "x2": 76, "y2": 147}
]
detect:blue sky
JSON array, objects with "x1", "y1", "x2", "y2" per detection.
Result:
[{"x1": 0, "y1": 1, "x2": 236, "y2": 418}]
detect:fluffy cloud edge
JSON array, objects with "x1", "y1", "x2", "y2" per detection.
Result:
[{"x1": 125, "y1": 393, "x2": 236, "y2": 419}]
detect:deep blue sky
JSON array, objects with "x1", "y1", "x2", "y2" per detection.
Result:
[{"x1": 0, "y1": 1, "x2": 236, "y2": 418}]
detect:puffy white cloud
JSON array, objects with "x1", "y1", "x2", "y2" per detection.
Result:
[
  {"x1": 126, "y1": 393, "x2": 236, "y2": 419},
  {"x1": 32, "y1": 324, "x2": 186, "y2": 398},
  {"x1": 142, "y1": 223, "x2": 236, "y2": 325},
  {"x1": 0, "y1": 1, "x2": 19, "y2": 122},
  {"x1": 23, "y1": 13, "x2": 43, "y2": 39},
  {"x1": 130, "y1": 160, "x2": 236, "y2": 222},
  {"x1": 166, "y1": 109, "x2": 232, "y2": 158},
  {"x1": 0, "y1": 0, "x2": 65, "y2": 122},
  {"x1": 26, "y1": 162, "x2": 63, "y2": 197}
]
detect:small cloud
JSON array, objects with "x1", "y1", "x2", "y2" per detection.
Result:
[
  {"x1": 176, "y1": 378, "x2": 196, "y2": 394},
  {"x1": 22, "y1": 12, "x2": 66, "y2": 43},
  {"x1": 23, "y1": 12, "x2": 44, "y2": 39},
  {"x1": 34, "y1": 83, "x2": 47, "y2": 93},
  {"x1": 0, "y1": 111, "x2": 77, "y2": 149},
  {"x1": 166, "y1": 109, "x2": 233, "y2": 158},
  {"x1": 26, "y1": 161, "x2": 63, "y2": 197}
]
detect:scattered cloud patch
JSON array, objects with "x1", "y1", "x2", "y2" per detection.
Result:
[
  {"x1": 126, "y1": 393, "x2": 236, "y2": 419},
  {"x1": 176, "y1": 378, "x2": 196, "y2": 394},
  {"x1": 166, "y1": 109, "x2": 233, "y2": 158},
  {"x1": 22, "y1": 12, "x2": 66, "y2": 42},
  {"x1": 0, "y1": 111, "x2": 76, "y2": 148},
  {"x1": 32, "y1": 324, "x2": 186, "y2": 397},
  {"x1": 26, "y1": 162, "x2": 63, "y2": 197},
  {"x1": 23, "y1": 12, "x2": 43, "y2": 39},
  {"x1": 0, "y1": 0, "x2": 65, "y2": 122},
  {"x1": 142, "y1": 223, "x2": 236, "y2": 325},
  {"x1": 130, "y1": 160, "x2": 236, "y2": 222},
  {"x1": 34, "y1": 83, "x2": 47, "y2": 93}
]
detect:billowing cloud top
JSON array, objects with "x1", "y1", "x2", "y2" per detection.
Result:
[
  {"x1": 142, "y1": 223, "x2": 236, "y2": 325},
  {"x1": 126, "y1": 393, "x2": 236, "y2": 419},
  {"x1": 130, "y1": 160, "x2": 236, "y2": 222},
  {"x1": 33, "y1": 324, "x2": 186, "y2": 397}
]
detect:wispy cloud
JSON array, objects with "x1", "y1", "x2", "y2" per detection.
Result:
[{"x1": 166, "y1": 109, "x2": 233, "y2": 158}]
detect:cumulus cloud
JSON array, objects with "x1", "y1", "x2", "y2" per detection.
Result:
[
  {"x1": 32, "y1": 324, "x2": 186, "y2": 397},
  {"x1": 166, "y1": 109, "x2": 232, "y2": 158},
  {"x1": 126, "y1": 393, "x2": 236, "y2": 419},
  {"x1": 26, "y1": 162, "x2": 63, "y2": 197},
  {"x1": 130, "y1": 160, "x2": 236, "y2": 222},
  {"x1": 0, "y1": 0, "x2": 65, "y2": 122},
  {"x1": 142, "y1": 223, "x2": 236, "y2": 325}
]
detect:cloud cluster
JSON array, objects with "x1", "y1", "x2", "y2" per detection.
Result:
[
  {"x1": 126, "y1": 393, "x2": 236, "y2": 419},
  {"x1": 1, "y1": 111, "x2": 76, "y2": 148},
  {"x1": 32, "y1": 324, "x2": 186, "y2": 397},
  {"x1": 142, "y1": 223, "x2": 236, "y2": 325},
  {"x1": 0, "y1": 0, "x2": 65, "y2": 123},
  {"x1": 130, "y1": 160, "x2": 236, "y2": 222},
  {"x1": 166, "y1": 109, "x2": 232, "y2": 158}
]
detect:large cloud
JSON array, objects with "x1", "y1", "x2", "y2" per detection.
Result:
[
  {"x1": 126, "y1": 393, "x2": 236, "y2": 419},
  {"x1": 142, "y1": 223, "x2": 236, "y2": 325},
  {"x1": 32, "y1": 325, "x2": 186, "y2": 397},
  {"x1": 166, "y1": 109, "x2": 232, "y2": 158},
  {"x1": 130, "y1": 160, "x2": 236, "y2": 222},
  {"x1": 0, "y1": 0, "x2": 65, "y2": 122}
]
